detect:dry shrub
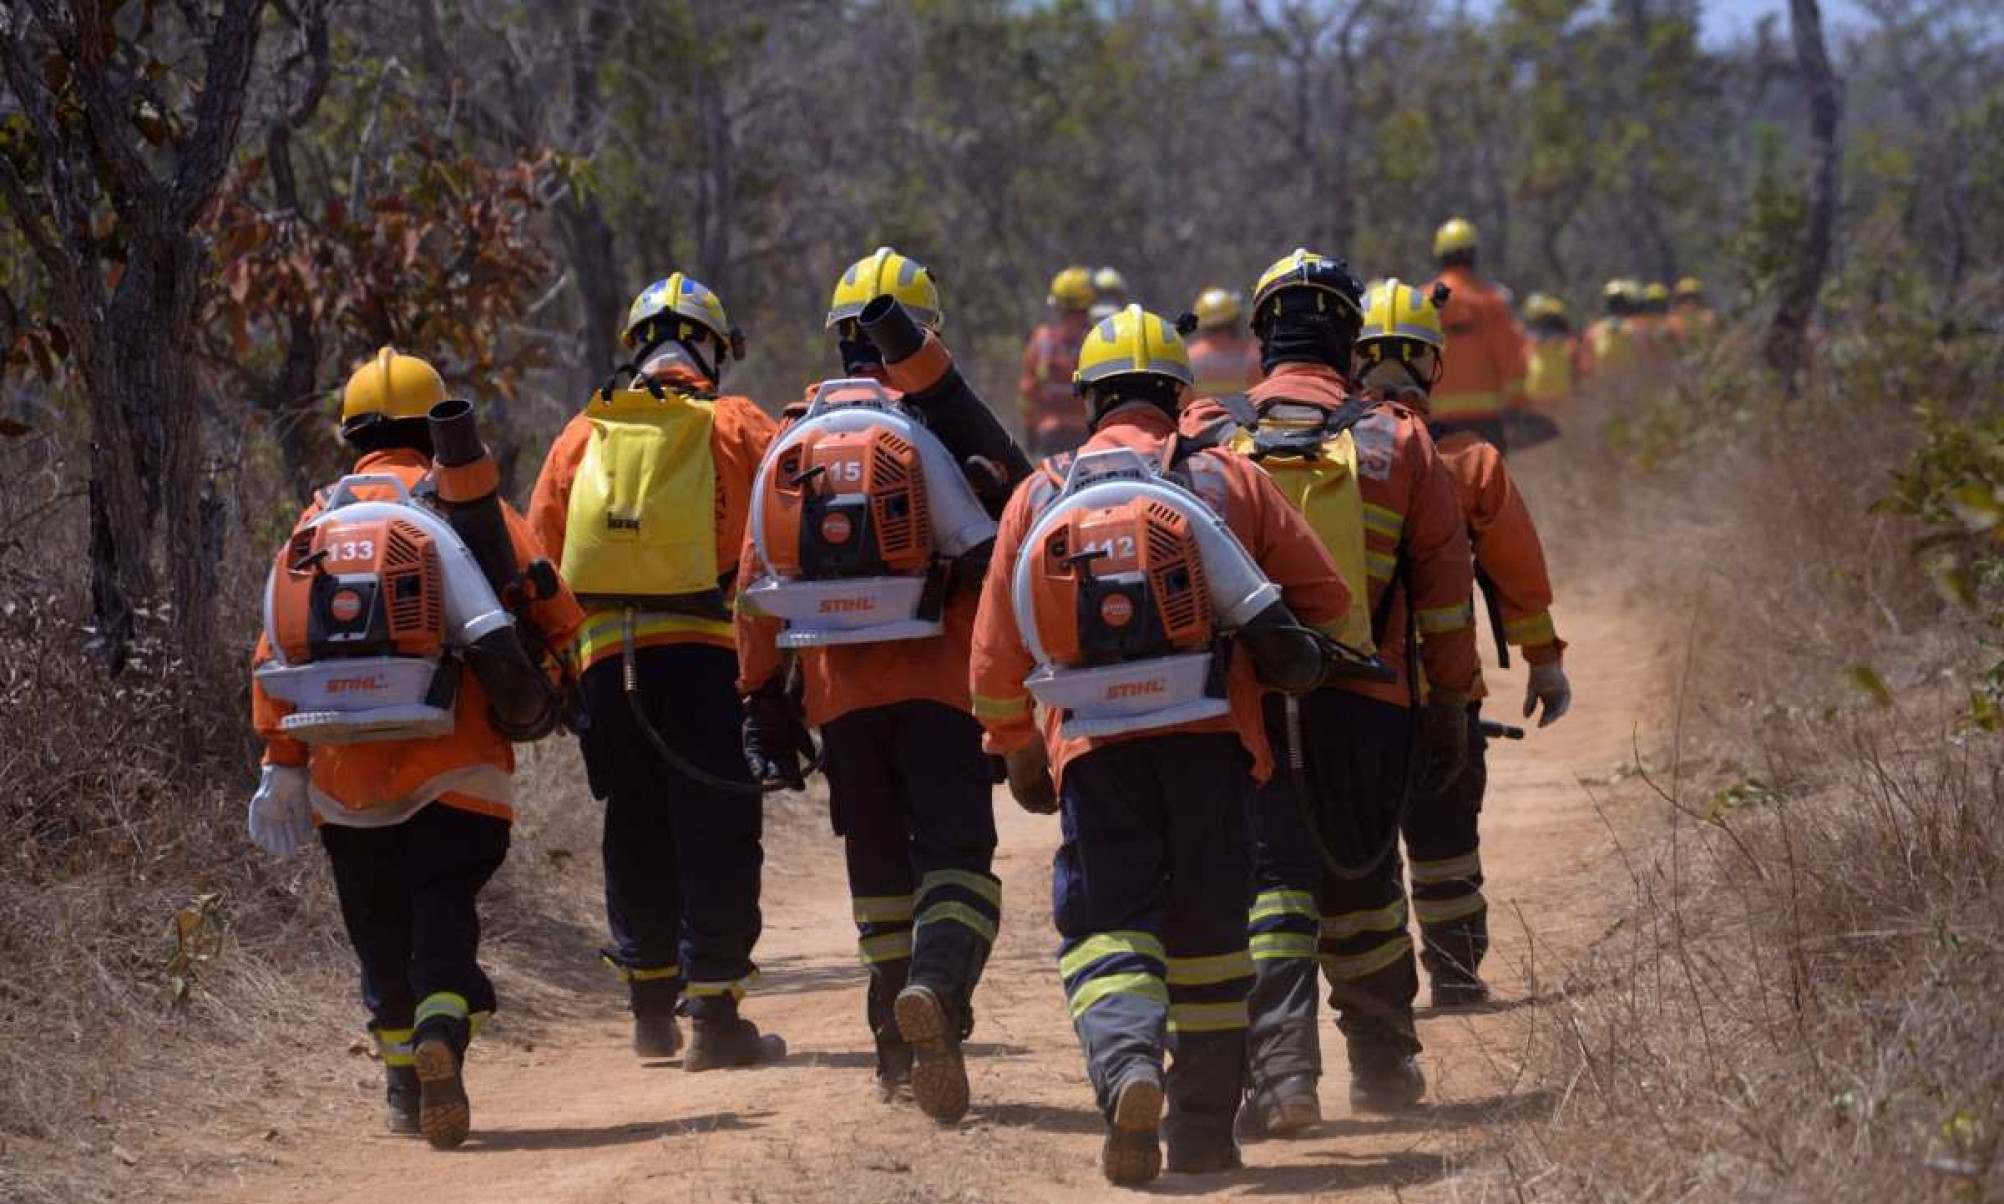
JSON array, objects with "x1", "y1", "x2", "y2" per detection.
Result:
[{"x1": 1500, "y1": 314, "x2": 2004, "y2": 1200}]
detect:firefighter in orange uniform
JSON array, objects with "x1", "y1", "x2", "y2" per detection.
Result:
[
  {"x1": 248, "y1": 349, "x2": 584, "y2": 1149},
  {"x1": 1425, "y1": 219, "x2": 1528, "y2": 450},
  {"x1": 1017, "y1": 265, "x2": 1098, "y2": 457},
  {"x1": 1182, "y1": 251, "x2": 1478, "y2": 1135},
  {"x1": 1353, "y1": 280, "x2": 1571, "y2": 1006},
  {"x1": 529, "y1": 274, "x2": 789, "y2": 1071},
  {"x1": 735, "y1": 248, "x2": 1030, "y2": 1121},
  {"x1": 1186, "y1": 287, "x2": 1264, "y2": 397},
  {"x1": 973, "y1": 306, "x2": 1351, "y2": 1184}
]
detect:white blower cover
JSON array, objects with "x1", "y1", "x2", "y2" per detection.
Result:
[
  {"x1": 744, "y1": 378, "x2": 997, "y2": 649},
  {"x1": 255, "y1": 473, "x2": 513, "y2": 744},
  {"x1": 1012, "y1": 447, "x2": 1280, "y2": 739}
]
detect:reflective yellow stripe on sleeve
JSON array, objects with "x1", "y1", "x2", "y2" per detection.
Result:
[
  {"x1": 972, "y1": 692, "x2": 1033, "y2": 722},
  {"x1": 1416, "y1": 603, "x2": 1475, "y2": 634},
  {"x1": 1362, "y1": 503, "x2": 1404, "y2": 540},
  {"x1": 1504, "y1": 611, "x2": 1557, "y2": 647}
]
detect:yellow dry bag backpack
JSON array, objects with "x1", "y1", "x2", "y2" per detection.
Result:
[{"x1": 561, "y1": 382, "x2": 722, "y2": 612}]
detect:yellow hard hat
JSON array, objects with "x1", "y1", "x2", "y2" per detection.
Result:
[
  {"x1": 1523, "y1": 292, "x2": 1568, "y2": 322},
  {"x1": 340, "y1": 347, "x2": 447, "y2": 429},
  {"x1": 623, "y1": 272, "x2": 738, "y2": 353},
  {"x1": 1643, "y1": 281, "x2": 1671, "y2": 303},
  {"x1": 1251, "y1": 248, "x2": 1364, "y2": 330},
  {"x1": 1192, "y1": 287, "x2": 1242, "y2": 330},
  {"x1": 828, "y1": 246, "x2": 942, "y2": 330},
  {"x1": 1092, "y1": 266, "x2": 1129, "y2": 296},
  {"x1": 1073, "y1": 304, "x2": 1194, "y2": 391},
  {"x1": 1357, "y1": 279, "x2": 1446, "y2": 351},
  {"x1": 1433, "y1": 217, "x2": 1479, "y2": 259},
  {"x1": 1674, "y1": 276, "x2": 1705, "y2": 300},
  {"x1": 1355, "y1": 279, "x2": 1447, "y2": 390},
  {"x1": 1048, "y1": 265, "x2": 1096, "y2": 311}
]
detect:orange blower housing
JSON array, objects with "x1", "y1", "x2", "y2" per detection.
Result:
[
  {"x1": 269, "y1": 516, "x2": 447, "y2": 666},
  {"x1": 1030, "y1": 496, "x2": 1215, "y2": 668},
  {"x1": 759, "y1": 423, "x2": 934, "y2": 580}
]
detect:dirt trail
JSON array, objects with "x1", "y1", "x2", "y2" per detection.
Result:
[{"x1": 202, "y1": 517, "x2": 1665, "y2": 1203}]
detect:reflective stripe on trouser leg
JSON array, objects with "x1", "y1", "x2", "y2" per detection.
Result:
[
  {"x1": 411, "y1": 991, "x2": 487, "y2": 1053},
  {"x1": 374, "y1": 1025, "x2": 416, "y2": 1069},
  {"x1": 1061, "y1": 931, "x2": 1170, "y2": 1120},
  {"x1": 910, "y1": 869, "x2": 1001, "y2": 1026},
  {"x1": 1405, "y1": 713, "x2": 1489, "y2": 985},
  {"x1": 1165, "y1": 949, "x2": 1254, "y2": 1141},
  {"x1": 1318, "y1": 887, "x2": 1421, "y2": 1055},
  {"x1": 1246, "y1": 887, "x2": 1323, "y2": 1090},
  {"x1": 855, "y1": 893, "x2": 916, "y2": 1052}
]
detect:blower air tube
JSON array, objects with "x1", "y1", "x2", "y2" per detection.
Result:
[
  {"x1": 426, "y1": 398, "x2": 560, "y2": 742},
  {"x1": 859, "y1": 295, "x2": 1032, "y2": 506}
]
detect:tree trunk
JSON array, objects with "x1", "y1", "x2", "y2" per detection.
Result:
[{"x1": 1764, "y1": 0, "x2": 1842, "y2": 392}]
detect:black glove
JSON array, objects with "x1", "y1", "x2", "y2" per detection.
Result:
[
  {"x1": 1003, "y1": 745, "x2": 1059, "y2": 814},
  {"x1": 1415, "y1": 695, "x2": 1470, "y2": 796},
  {"x1": 741, "y1": 680, "x2": 815, "y2": 790},
  {"x1": 1236, "y1": 601, "x2": 1325, "y2": 696},
  {"x1": 986, "y1": 754, "x2": 1009, "y2": 785}
]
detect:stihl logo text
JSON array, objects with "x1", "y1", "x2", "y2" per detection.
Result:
[
  {"x1": 327, "y1": 675, "x2": 388, "y2": 694},
  {"x1": 819, "y1": 596, "x2": 877, "y2": 614},
  {"x1": 1106, "y1": 679, "x2": 1167, "y2": 700}
]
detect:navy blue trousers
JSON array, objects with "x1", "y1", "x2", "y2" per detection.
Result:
[{"x1": 1053, "y1": 731, "x2": 1254, "y2": 1146}]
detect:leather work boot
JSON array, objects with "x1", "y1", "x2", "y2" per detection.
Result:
[
  {"x1": 874, "y1": 1041, "x2": 914, "y2": 1103},
  {"x1": 411, "y1": 1034, "x2": 471, "y2": 1149},
  {"x1": 893, "y1": 984, "x2": 969, "y2": 1123},
  {"x1": 1430, "y1": 978, "x2": 1492, "y2": 1009},
  {"x1": 1347, "y1": 1044, "x2": 1427, "y2": 1114},
  {"x1": 684, "y1": 1017, "x2": 788, "y2": 1072},
  {"x1": 384, "y1": 1065, "x2": 421, "y2": 1136},
  {"x1": 1100, "y1": 1074, "x2": 1165, "y2": 1187},
  {"x1": 1245, "y1": 1071, "x2": 1322, "y2": 1137},
  {"x1": 633, "y1": 1013, "x2": 682, "y2": 1059}
]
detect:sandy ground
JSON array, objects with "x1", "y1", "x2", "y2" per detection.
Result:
[{"x1": 187, "y1": 467, "x2": 1670, "y2": 1203}]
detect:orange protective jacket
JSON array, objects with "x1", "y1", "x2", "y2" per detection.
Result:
[
  {"x1": 1187, "y1": 330, "x2": 1264, "y2": 398},
  {"x1": 250, "y1": 449, "x2": 585, "y2": 824},
  {"x1": 1184, "y1": 363, "x2": 1478, "y2": 709},
  {"x1": 734, "y1": 354, "x2": 981, "y2": 726},
  {"x1": 1433, "y1": 429, "x2": 1565, "y2": 698},
  {"x1": 528, "y1": 360, "x2": 778, "y2": 672},
  {"x1": 1427, "y1": 266, "x2": 1528, "y2": 423},
  {"x1": 1578, "y1": 317, "x2": 1638, "y2": 380},
  {"x1": 1017, "y1": 312, "x2": 1092, "y2": 444},
  {"x1": 970, "y1": 403, "x2": 1350, "y2": 787}
]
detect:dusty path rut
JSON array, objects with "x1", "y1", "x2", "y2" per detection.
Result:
[{"x1": 202, "y1": 502, "x2": 1666, "y2": 1203}]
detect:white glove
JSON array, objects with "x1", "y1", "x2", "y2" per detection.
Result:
[
  {"x1": 247, "y1": 765, "x2": 316, "y2": 856},
  {"x1": 1523, "y1": 660, "x2": 1572, "y2": 728}
]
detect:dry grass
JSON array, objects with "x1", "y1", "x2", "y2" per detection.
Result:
[
  {"x1": 0, "y1": 428, "x2": 653, "y2": 1202},
  {"x1": 1491, "y1": 333, "x2": 2004, "y2": 1201}
]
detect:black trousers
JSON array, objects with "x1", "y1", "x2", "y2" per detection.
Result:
[
  {"x1": 1245, "y1": 689, "x2": 1420, "y2": 1094},
  {"x1": 822, "y1": 700, "x2": 1000, "y2": 1058},
  {"x1": 580, "y1": 643, "x2": 763, "y2": 1022},
  {"x1": 321, "y1": 802, "x2": 510, "y2": 1057},
  {"x1": 1402, "y1": 703, "x2": 1489, "y2": 986}
]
